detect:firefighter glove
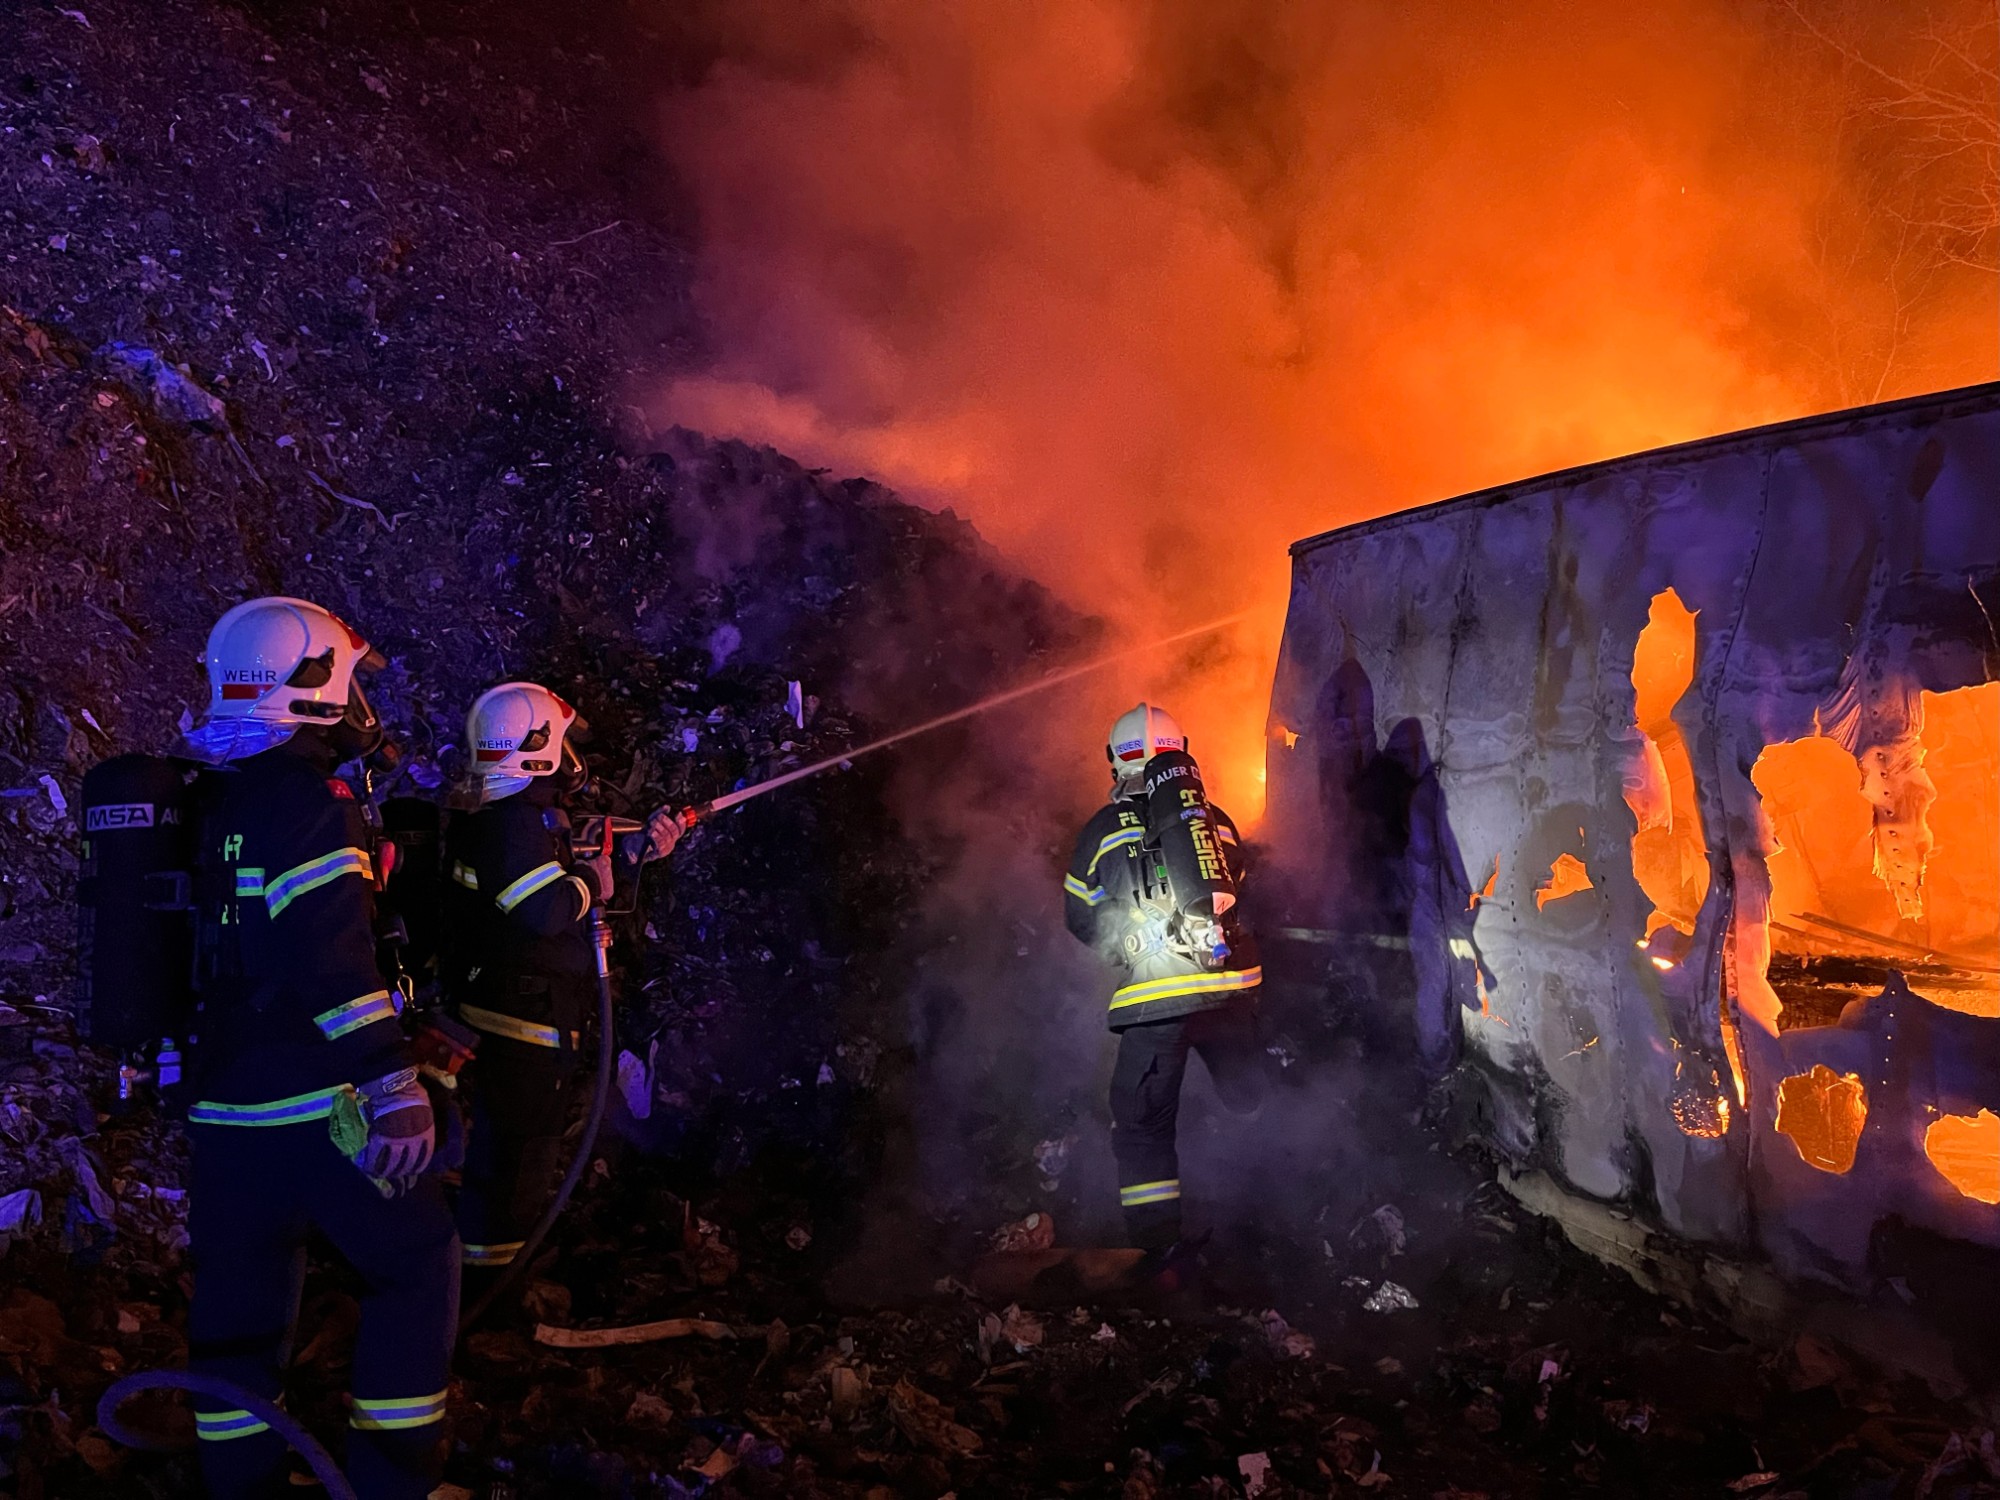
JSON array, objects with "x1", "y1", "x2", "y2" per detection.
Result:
[
  {"x1": 640, "y1": 804, "x2": 689, "y2": 863},
  {"x1": 577, "y1": 844, "x2": 613, "y2": 908},
  {"x1": 353, "y1": 1066, "x2": 435, "y2": 1190}
]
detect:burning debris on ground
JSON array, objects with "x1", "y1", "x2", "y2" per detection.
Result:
[{"x1": 1, "y1": 2, "x2": 1999, "y2": 1499}]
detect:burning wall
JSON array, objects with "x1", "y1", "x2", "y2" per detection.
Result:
[{"x1": 1266, "y1": 382, "x2": 2000, "y2": 1287}]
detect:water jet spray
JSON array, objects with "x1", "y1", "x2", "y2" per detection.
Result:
[{"x1": 684, "y1": 612, "x2": 1251, "y2": 821}]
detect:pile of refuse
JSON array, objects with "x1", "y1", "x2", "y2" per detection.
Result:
[{"x1": 6, "y1": 4, "x2": 2000, "y2": 1496}]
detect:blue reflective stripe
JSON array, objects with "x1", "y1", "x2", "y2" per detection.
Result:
[
  {"x1": 265, "y1": 847, "x2": 372, "y2": 918},
  {"x1": 234, "y1": 867, "x2": 266, "y2": 897},
  {"x1": 1063, "y1": 873, "x2": 1108, "y2": 907},
  {"x1": 314, "y1": 989, "x2": 399, "y2": 1040},
  {"x1": 458, "y1": 1004, "x2": 562, "y2": 1049},
  {"x1": 195, "y1": 1408, "x2": 272, "y2": 1441},
  {"x1": 1120, "y1": 1178, "x2": 1182, "y2": 1207},
  {"x1": 1086, "y1": 827, "x2": 1144, "y2": 876},
  {"x1": 495, "y1": 861, "x2": 565, "y2": 913},
  {"x1": 1216, "y1": 825, "x2": 1239, "y2": 845},
  {"x1": 188, "y1": 1086, "x2": 349, "y2": 1127},
  {"x1": 350, "y1": 1389, "x2": 448, "y2": 1430},
  {"x1": 462, "y1": 1241, "x2": 524, "y2": 1266}
]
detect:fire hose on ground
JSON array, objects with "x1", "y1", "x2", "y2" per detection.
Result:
[
  {"x1": 458, "y1": 907, "x2": 618, "y2": 1335},
  {"x1": 88, "y1": 945, "x2": 617, "y2": 1490},
  {"x1": 96, "y1": 1368, "x2": 360, "y2": 1500},
  {"x1": 91, "y1": 917, "x2": 622, "y2": 1489}
]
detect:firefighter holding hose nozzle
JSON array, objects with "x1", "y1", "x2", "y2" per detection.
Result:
[
  {"x1": 1064, "y1": 704, "x2": 1265, "y2": 1278},
  {"x1": 172, "y1": 598, "x2": 457, "y2": 1500},
  {"x1": 442, "y1": 682, "x2": 687, "y2": 1290}
]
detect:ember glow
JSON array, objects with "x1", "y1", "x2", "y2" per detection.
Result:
[
  {"x1": 1774, "y1": 1064, "x2": 1869, "y2": 1175},
  {"x1": 1925, "y1": 1109, "x2": 2000, "y2": 1204},
  {"x1": 652, "y1": 0, "x2": 1996, "y2": 816},
  {"x1": 1754, "y1": 681, "x2": 2000, "y2": 1020},
  {"x1": 1535, "y1": 851, "x2": 1594, "y2": 911},
  {"x1": 1628, "y1": 590, "x2": 1708, "y2": 937}
]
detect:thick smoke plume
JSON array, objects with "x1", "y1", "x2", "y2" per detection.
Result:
[{"x1": 650, "y1": 0, "x2": 1996, "y2": 816}]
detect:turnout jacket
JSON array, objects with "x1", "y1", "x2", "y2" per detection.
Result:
[
  {"x1": 1064, "y1": 795, "x2": 1261, "y2": 1031},
  {"x1": 441, "y1": 785, "x2": 597, "y2": 1053},
  {"x1": 188, "y1": 738, "x2": 410, "y2": 1121}
]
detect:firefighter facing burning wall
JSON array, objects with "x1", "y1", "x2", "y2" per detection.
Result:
[{"x1": 1064, "y1": 703, "x2": 1266, "y2": 1265}]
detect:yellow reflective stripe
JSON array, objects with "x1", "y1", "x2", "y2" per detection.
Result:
[
  {"x1": 195, "y1": 1408, "x2": 272, "y2": 1441},
  {"x1": 1109, "y1": 966, "x2": 1263, "y2": 1011},
  {"x1": 313, "y1": 989, "x2": 399, "y2": 1040},
  {"x1": 266, "y1": 847, "x2": 373, "y2": 918},
  {"x1": 1216, "y1": 824, "x2": 1239, "y2": 845},
  {"x1": 1086, "y1": 827, "x2": 1144, "y2": 877},
  {"x1": 188, "y1": 1086, "x2": 349, "y2": 1127},
  {"x1": 234, "y1": 866, "x2": 267, "y2": 897},
  {"x1": 1120, "y1": 1179, "x2": 1182, "y2": 1207},
  {"x1": 459, "y1": 1004, "x2": 561, "y2": 1049},
  {"x1": 463, "y1": 1241, "x2": 525, "y2": 1266},
  {"x1": 1063, "y1": 873, "x2": 1108, "y2": 907},
  {"x1": 350, "y1": 1389, "x2": 448, "y2": 1430},
  {"x1": 451, "y1": 861, "x2": 479, "y2": 890},
  {"x1": 495, "y1": 861, "x2": 565, "y2": 913},
  {"x1": 562, "y1": 874, "x2": 593, "y2": 914}
]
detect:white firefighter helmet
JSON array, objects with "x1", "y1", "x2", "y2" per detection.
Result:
[
  {"x1": 467, "y1": 681, "x2": 580, "y2": 800},
  {"x1": 202, "y1": 596, "x2": 381, "y2": 728},
  {"x1": 1107, "y1": 702, "x2": 1188, "y2": 775}
]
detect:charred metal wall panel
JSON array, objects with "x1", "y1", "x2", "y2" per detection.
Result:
[{"x1": 1268, "y1": 382, "x2": 2000, "y2": 1287}]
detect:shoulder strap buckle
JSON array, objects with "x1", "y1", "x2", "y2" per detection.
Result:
[{"x1": 142, "y1": 870, "x2": 192, "y2": 912}]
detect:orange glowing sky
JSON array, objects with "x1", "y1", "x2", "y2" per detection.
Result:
[{"x1": 649, "y1": 0, "x2": 1997, "y2": 813}]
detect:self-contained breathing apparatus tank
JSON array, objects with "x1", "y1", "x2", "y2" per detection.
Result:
[
  {"x1": 1140, "y1": 748, "x2": 1240, "y2": 968},
  {"x1": 379, "y1": 795, "x2": 443, "y2": 987},
  {"x1": 76, "y1": 756, "x2": 198, "y2": 1086}
]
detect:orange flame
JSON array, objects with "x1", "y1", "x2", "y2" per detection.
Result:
[
  {"x1": 651, "y1": 4, "x2": 1996, "y2": 816},
  {"x1": 1536, "y1": 852, "x2": 1594, "y2": 911}
]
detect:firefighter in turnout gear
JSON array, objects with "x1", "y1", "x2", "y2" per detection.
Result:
[
  {"x1": 179, "y1": 598, "x2": 457, "y2": 1500},
  {"x1": 1064, "y1": 704, "x2": 1265, "y2": 1254},
  {"x1": 444, "y1": 682, "x2": 684, "y2": 1282}
]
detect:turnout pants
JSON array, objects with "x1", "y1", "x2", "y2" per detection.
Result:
[
  {"x1": 456, "y1": 1031, "x2": 581, "y2": 1278},
  {"x1": 1109, "y1": 1001, "x2": 1266, "y2": 1251},
  {"x1": 187, "y1": 1122, "x2": 459, "y2": 1500}
]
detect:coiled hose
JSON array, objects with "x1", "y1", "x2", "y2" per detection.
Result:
[
  {"x1": 458, "y1": 908, "x2": 617, "y2": 1334},
  {"x1": 96, "y1": 1367, "x2": 358, "y2": 1500}
]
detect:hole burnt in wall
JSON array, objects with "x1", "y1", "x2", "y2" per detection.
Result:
[
  {"x1": 1926, "y1": 1109, "x2": 2000, "y2": 1205},
  {"x1": 1753, "y1": 682, "x2": 1999, "y2": 1026},
  {"x1": 1774, "y1": 1064, "x2": 1868, "y2": 1174},
  {"x1": 1670, "y1": 1060, "x2": 1733, "y2": 1138},
  {"x1": 1627, "y1": 590, "x2": 1708, "y2": 937},
  {"x1": 1917, "y1": 685, "x2": 2000, "y2": 985},
  {"x1": 1536, "y1": 849, "x2": 1593, "y2": 910}
]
